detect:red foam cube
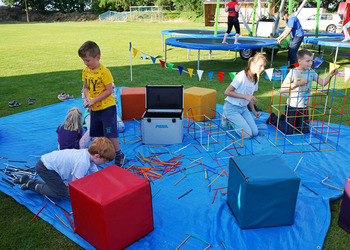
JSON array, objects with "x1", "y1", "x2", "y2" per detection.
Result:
[
  {"x1": 69, "y1": 165, "x2": 153, "y2": 250},
  {"x1": 121, "y1": 87, "x2": 146, "y2": 120}
]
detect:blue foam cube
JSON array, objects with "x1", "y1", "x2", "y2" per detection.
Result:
[{"x1": 227, "y1": 155, "x2": 300, "y2": 229}]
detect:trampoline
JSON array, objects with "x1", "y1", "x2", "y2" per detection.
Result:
[
  {"x1": 161, "y1": 29, "x2": 235, "y2": 51},
  {"x1": 164, "y1": 37, "x2": 278, "y2": 69},
  {"x1": 303, "y1": 37, "x2": 350, "y2": 63},
  {"x1": 279, "y1": 29, "x2": 344, "y2": 38}
]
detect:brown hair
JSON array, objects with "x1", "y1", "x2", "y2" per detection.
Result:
[
  {"x1": 244, "y1": 54, "x2": 267, "y2": 84},
  {"x1": 297, "y1": 49, "x2": 313, "y2": 60},
  {"x1": 78, "y1": 41, "x2": 101, "y2": 58},
  {"x1": 88, "y1": 137, "x2": 115, "y2": 161}
]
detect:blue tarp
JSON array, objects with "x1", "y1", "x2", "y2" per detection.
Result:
[{"x1": 1, "y1": 92, "x2": 349, "y2": 249}]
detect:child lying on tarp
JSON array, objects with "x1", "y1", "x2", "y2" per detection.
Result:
[
  {"x1": 13, "y1": 137, "x2": 114, "y2": 199},
  {"x1": 267, "y1": 49, "x2": 337, "y2": 134}
]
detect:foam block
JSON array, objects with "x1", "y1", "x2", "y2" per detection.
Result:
[
  {"x1": 184, "y1": 87, "x2": 216, "y2": 121},
  {"x1": 69, "y1": 165, "x2": 153, "y2": 250},
  {"x1": 121, "y1": 87, "x2": 146, "y2": 120},
  {"x1": 227, "y1": 155, "x2": 300, "y2": 229},
  {"x1": 338, "y1": 178, "x2": 350, "y2": 233}
]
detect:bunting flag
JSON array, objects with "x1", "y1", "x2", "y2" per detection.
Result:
[
  {"x1": 345, "y1": 67, "x2": 350, "y2": 82},
  {"x1": 133, "y1": 48, "x2": 138, "y2": 58},
  {"x1": 314, "y1": 57, "x2": 324, "y2": 69},
  {"x1": 217, "y1": 72, "x2": 224, "y2": 83},
  {"x1": 265, "y1": 68, "x2": 274, "y2": 81},
  {"x1": 329, "y1": 62, "x2": 340, "y2": 74},
  {"x1": 142, "y1": 53, "x2": 147, "y2": 61},
  {"x1": 178, "y1": 66, "x2": 183, "y2": 75},
  {"x1": 229, "y1": 72, "x2": 237, "y2": 80},
  {"x1": 208, "y1": 71, "x2": 214, "y2": 81},
  {"x1": 197, "y1": 70, "x2": 204, "y2": 81},
  {"x1": 188, "y1": 68, "x2": 194, "y2": 78},
  {"x1": 151, "y1": 56, "x2": 156, "y2": 64},
  {"x1": 159, "y1": 59, "x2": 165, "y2": 68},
  {"x1": 293, "y1": 63, "x2": 299, "y2": 68},
  {"x1": 167, "y1": 62, "x2": 174, "y2": 72}
]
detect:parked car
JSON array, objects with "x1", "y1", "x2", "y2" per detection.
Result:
[{"x1": 299, "y1": 13, "x2": 343, "y2": 33}]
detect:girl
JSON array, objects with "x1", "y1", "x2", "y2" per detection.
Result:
[
  {"x1": 223, "y1": 54, "x2": 267, "y2": 137},
  {"x1": 57, "y1": 107, "x2": 83, "y2": 150},
  {"x1": 222, "y1": 0, "x2": 244, "y2": 44}
]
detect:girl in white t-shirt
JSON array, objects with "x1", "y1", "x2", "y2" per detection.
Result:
[{"x1": 223, "y1": 54, "x2": 267, "y2": 137}]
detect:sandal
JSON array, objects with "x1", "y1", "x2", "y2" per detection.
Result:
[
  {"x1": 28, "y1": 98, "x2": 35, "y2": 105},
  {"x1": 9, "y1": 101, "x2": 21, "y2": 107},
  {"x1": 8, "y1": 100, "x2": 16, "y2": 106},
  {"x1": 58, "y1": 92, "x2": 74, "y2": 101}
]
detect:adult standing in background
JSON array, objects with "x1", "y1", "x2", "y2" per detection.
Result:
[
  {"x1": 222, "y1": 0, "x2": 244, "y2": 44},
  {"x1": 276, "y1": 10, "x2": 304, "y2": 67}
]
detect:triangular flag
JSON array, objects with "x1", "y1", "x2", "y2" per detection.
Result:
[
  {"x1": 197, "y1": 70, "x2": 204, "y2": 81},
  {"x1": 159, "y1": 59, "x2": 165, "y2": 68},
  {"x1": 167, "y1": 62, "x2": 174, "y2": 71},
  {"x1": 293, "y1": 63, "x2": 299, "y2": 68},
  {"x1": 142, "y1": 53, "x2": 147, "y2": 61},
  {"x1": 188, "y1": 68, "x2": 194, "y2": 78},
  {"x1": 208, "y1": 71, "x2": 214, "y2": 81},
  {"x1": 345, "y1": 67, "x2": 350, "y2": 82},
  {"x1": 150, "y1": 56, "x2": 156, "y2": 64},
  {"x1": 314, "y1": 57, "x2": 324, "y2": 69},
  {"x1": 265, "y1": 68, "x2": 274, "y2": 81},
  {"x1": 329, "y1": 62, "x2": 340, "y2": 74},
  {"x1": 133, "y1": 48, "x2": 138, "y2": 58},
  {"x1": 178, "y1": 66, "x2": 183, "y2": 75},
  {"x1": 217, "y1": 72, "x2": 224, "y2": 83},
  {"x1": 229, "y1": 72, "x2": 237, "y2": 80}
]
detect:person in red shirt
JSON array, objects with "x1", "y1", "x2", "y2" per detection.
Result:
[{"x1": 222, "y1": 0, "x2": 244, "y2": 44}]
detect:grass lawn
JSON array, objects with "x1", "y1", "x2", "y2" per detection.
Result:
[{"x1": 0, "y1": 21, "x2": 350, "y2": 248}]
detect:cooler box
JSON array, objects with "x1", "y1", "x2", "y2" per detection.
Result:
[
  {"x1": 121, "y1": 87, "x2": 146, "y2": 120},
  {"x1": 227, "y1": 155, "x2": 300, "y2": 229},
  {"x1": 184, "y1": 87, "x2": 216, "y2": 121},
  {"x1": 338, "y1": 177, "x2": 350, "y2": 233},
  {"x1": 69, "y1": 165, "x2": 153, "y2": 250},
  {"x1": 142, "y1": 85, "x2": 184, "y2": 145}
]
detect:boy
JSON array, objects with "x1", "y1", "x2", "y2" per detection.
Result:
[
  {"x1": 342, "y1": 20, "x2": 350, "y2": 42},
  {"x1": 274, "y1": 49, "x2": 337, "y2": 134},
  {"x1": 276, "y1": 10, "x2": 304, "y2": 67},
  {"x1": 78, "y1": 41, "x2": 125, "y2": 166},
  {"x1": 14, "y1": 137, "x2": 115, "y2": 199}
]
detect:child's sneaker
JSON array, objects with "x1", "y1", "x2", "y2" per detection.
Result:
[
  {"x1": 20, "y1": 180, "x2": 36, "y2": 190},
  {"x1": 13, "y1": 174, "x2": 30, "y2": 184},
  {"x1": 115, "y1": 151, "x2": 126, "y2": 168}
]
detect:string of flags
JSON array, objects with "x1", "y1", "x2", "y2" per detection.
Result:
[
  {"x1": 131, "y1": 44, "x2": 350, "y2": 83},
  {"x1": 131, "y1": 45, "x2": 237, "y2": 83}
]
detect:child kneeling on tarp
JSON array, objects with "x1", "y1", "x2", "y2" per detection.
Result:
[{"x1": 14, "y1": 137, "x2": 115, "y2": 199}]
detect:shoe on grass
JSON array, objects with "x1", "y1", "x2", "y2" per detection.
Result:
[{"x1": 9, "y1": 101, "x2": 21, "y2": 107}]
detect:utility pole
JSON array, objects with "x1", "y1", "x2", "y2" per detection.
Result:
[{"x1": 24, "y1": 0, "x2": 29, "y2": 23}]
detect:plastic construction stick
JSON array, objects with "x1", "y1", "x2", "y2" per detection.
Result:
[
  {"x1": 221, "y1": 241, "x2": 228, "y2": 250},
  {"x1": 193, "y1": 145, "x2": 201, "y2": 153},
  {"x1": 31, "y1": 203, "x2": 47, "y2": 222},
  {"x1": 294, "y1": 156, "x2": 303, "y2": 172},
  {"x1": 152, "y1": 189, "x2": 161, "y2": 198},
  {"x1": 55, "y1": 214, "x2": 69, "y2": 228},
  {"x1": 176, "y1": 234, "x2": 191, "y2": 250},
  {"x1": 174, "y1": 175, "x2": 186, "y2": 186},
  {"x1": 174, "y1": 143, "x2": 191, "y2": 154},
  {"x1": 212, "y1": 190, "x2": 218, "y2": 204},
  {"x1": 8, "y1": 160, "x2": 27, "y2": 163},
  {"x1": 1, "y1": 177, "x2": 15, "y2": 187},
  {"x1": 203, "y1": 245, "x2": 211, "y2": 250},
  {"x1": 185, "y1": 233, "x2": 211, "y2": 245},
  {"x1": 0, "y1": 156, "x2": 8, "y2": 159},
  {"x1": 45, "y1": 195, "x2": 72, "y2": 215},
  {"x1": 207, "y1": 170, "x2": 224, "y2": 188},
  {"x1": 62, "y1": 209, "x2": 75, "y2": 233},
  {"x1": 178, "y1": 189, "x2": 193, "y2": 199},
  {"x1": 302, "y1": 184, "x2": 319, "y2": 196},
  {"x1": 321, "y1": 177, "x2": 344, "y2": 191}
]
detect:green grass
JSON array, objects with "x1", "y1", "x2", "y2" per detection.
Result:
[{"x1": 1, "y1": 21, "x2": 350, "y2": 248}]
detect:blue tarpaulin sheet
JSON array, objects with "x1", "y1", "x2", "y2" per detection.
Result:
[{"x1": 1, "y1": 91, "x2": 349, "y2": 249}]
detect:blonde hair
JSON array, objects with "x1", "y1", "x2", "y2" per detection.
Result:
[
  {"x1": 88, "y1": 137, "x2": 115, "y2": 161},
  {"x1": 64, "y1": 107, "x2": 83, "y2": 132},
  {"x1": 244, "y1": 54, "x2": 267, "y2": 84}
]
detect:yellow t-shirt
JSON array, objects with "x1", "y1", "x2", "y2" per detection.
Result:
[{"x1": 82, "y1": 64, "x2": 115, "y2": 111}]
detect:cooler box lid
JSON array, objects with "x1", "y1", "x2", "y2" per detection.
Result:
[{"x1": 145, "y1": 85, "x2": 183, "y2": 112}]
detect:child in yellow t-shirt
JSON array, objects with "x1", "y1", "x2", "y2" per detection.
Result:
[{"x1": 78, "y1": 41, "x2": 125, "y2": 167}]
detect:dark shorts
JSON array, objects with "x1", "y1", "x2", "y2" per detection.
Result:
[
  {"x1": 90, "y1": 105, "x2": 119, "y2": 138},
  {"x1": 227, "y1": 15, "x2": 240, "y2": 34}
]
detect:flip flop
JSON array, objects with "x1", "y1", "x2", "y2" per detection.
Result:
[
  {"x1": 28, "y1": 98, "x2": 35, "y2": 105},
  {"x1": 9, "y1": 101, "x2": 21, "y2": 107}
]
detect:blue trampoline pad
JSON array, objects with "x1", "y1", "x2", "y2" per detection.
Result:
[
  {"x1": 303, "y1": 37, "x2": 350, "y2": 47},
  {"x1": 161, "y1": 29, "x2": 234, "y2": 38},
  {"x1": 165, "y1": 37, "x2": 278, "y2": 50},
  {"x1": 279, "y1": 29, "x2": 344, "y2": 37}
]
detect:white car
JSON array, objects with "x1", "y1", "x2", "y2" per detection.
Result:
[{"x1": 299, "y1": 13, "x2": 343, "y2": 33}]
